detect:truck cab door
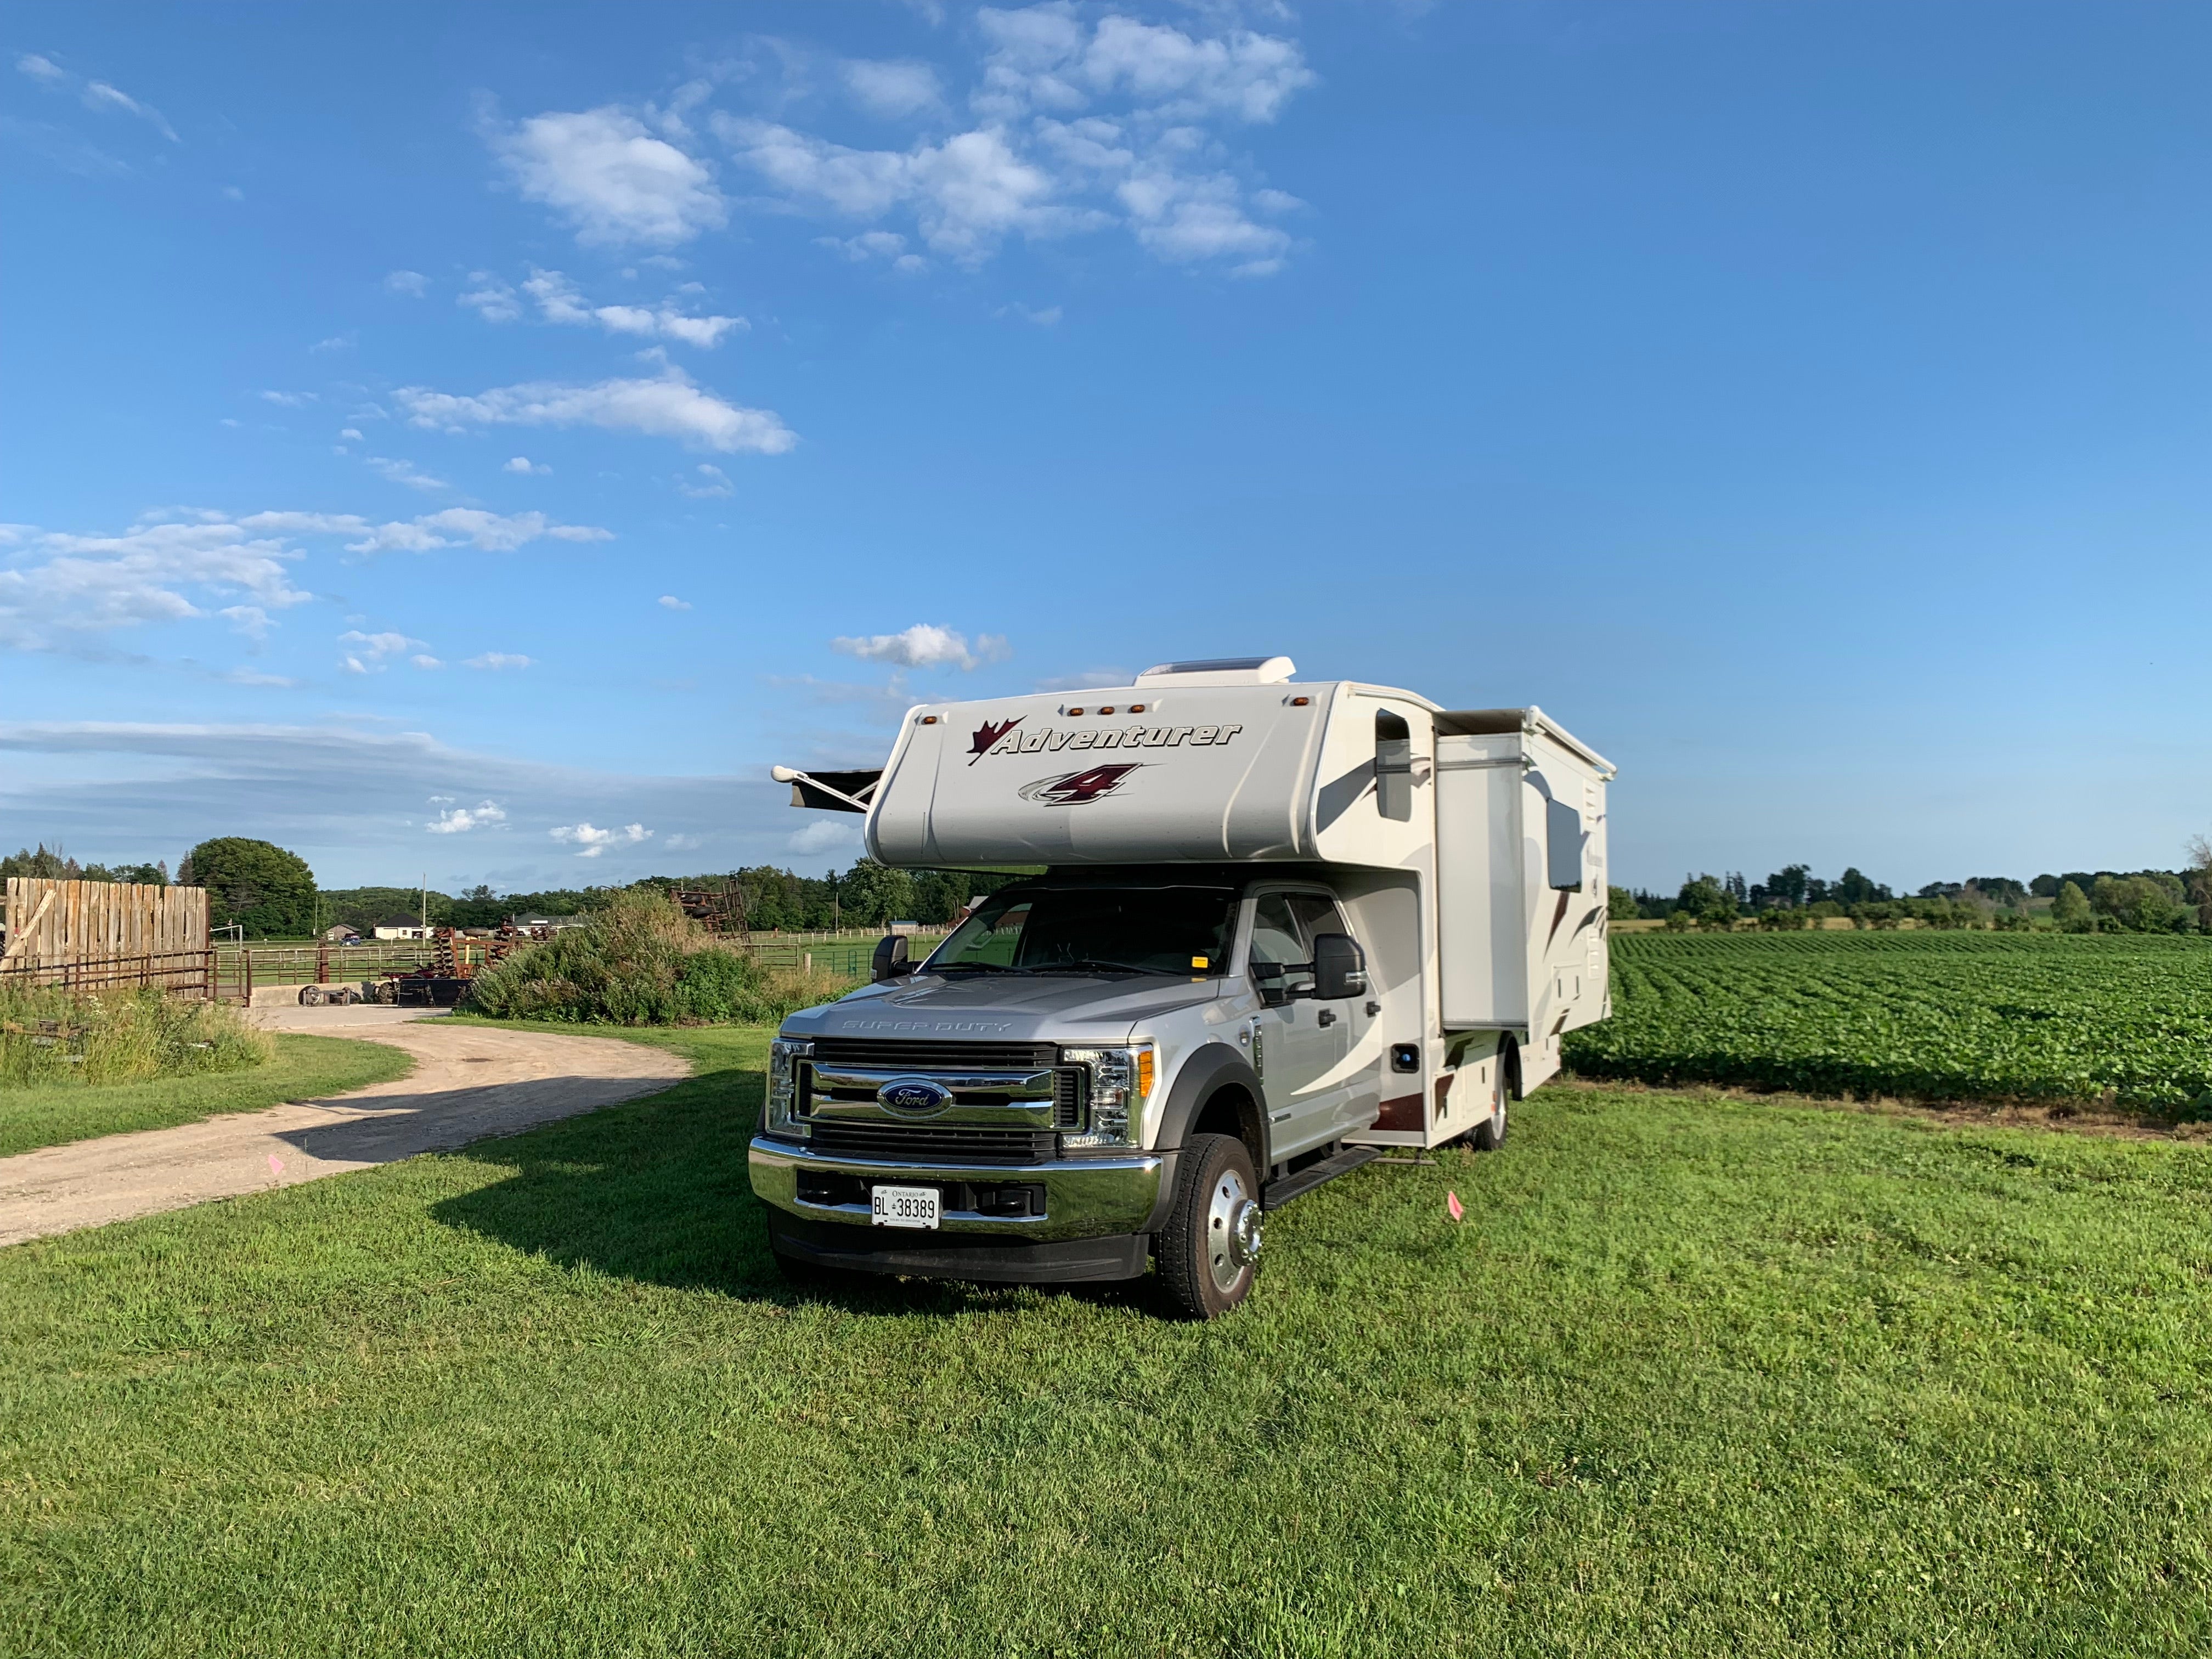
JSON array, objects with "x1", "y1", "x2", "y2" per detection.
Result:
[
  {"x1": 1245, "y1": 891, "x2": 1344, "y2": 1160},
  {"x1": 1286, "y1": 892, "x2": 1383, "y2": 1141}
]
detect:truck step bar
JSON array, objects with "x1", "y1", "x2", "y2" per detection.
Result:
[{"x1": 1262, "y1": 1144, "x2": 1382, "y2": 1211}]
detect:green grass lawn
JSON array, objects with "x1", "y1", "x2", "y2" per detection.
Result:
[
  {"x1": 0, "y1": 1033, "x2": 415, "y2": 1159},
  {"x1": 4, "y1": 1024, "x2": 2209, "y2": 1657}
]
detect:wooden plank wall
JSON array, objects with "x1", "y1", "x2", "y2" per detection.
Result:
[{"x1": 1, "y1": 878, "x2": 209, "y2": 965}]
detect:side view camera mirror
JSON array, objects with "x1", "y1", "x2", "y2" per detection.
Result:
[
  {"x1": 1249, "y1": 958, "x2": 1289, "y2": 1008},
  {"x1": 1311, "y1": 933, "x2": 1367, "y2": 1001},
  {"x1": 871, "y1": 934, "x2": 913, "y2": 983}
]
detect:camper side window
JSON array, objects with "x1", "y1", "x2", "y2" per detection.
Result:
[
  {"x1": 1375, "y1": 710, "x2": 1413, "y2": 822},
  {"x1": 1546, "y1": 798, "x2": 1585, "y2": 891}
]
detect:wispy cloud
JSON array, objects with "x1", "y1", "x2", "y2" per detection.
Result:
[
  {"x1": 396, "y1": 367, "x2": 796, "y2": 455},
  {"x1": 465, "y1": 652, "x2": 535, "y2": 670},
  {"x1": 504, "y1": 456, "x2": 551, "y2": 475},
  {"x1": 383, "y1": 269, "x2": 430, "y2": 297},
  {"x1": 337, "y1": 629, "x2": 429, "y2": 674},
  {"x1": 17, "y1": 52, "x2": 179, "y2": 144},
  {"x1": 0, "y1": 514, "x2": 312, "y2": 649},
  {"x1": 512, "y1": 268, "x2": 747, "y2": 347},
  {"x1": 364, "y1": 456, "x2": 450, "y2": 492},
  {"x1": 658, "y1": 594, "x2": 692, "y2": 611},
  {"x1": 831, "y1": 623, "x2": 1009, "y2": 670}
]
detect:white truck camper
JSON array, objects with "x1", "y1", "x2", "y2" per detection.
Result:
[{"x1": 755, "y1": 656, "x2": 1615, "y2": 1317}]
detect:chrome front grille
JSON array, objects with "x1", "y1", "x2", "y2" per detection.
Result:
[
  {"x1": 806, "y1": 1121, "x2": 1058, "y2": 1166},
  {"x1": 810, "y1": 1038, "x2": 1058, "y2": 1072}
]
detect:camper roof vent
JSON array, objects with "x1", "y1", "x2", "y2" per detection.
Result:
[{"x1": 1135, "y1": 655, "x2": 1296, "y2": 687}]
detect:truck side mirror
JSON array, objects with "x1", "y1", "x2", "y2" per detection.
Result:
[
  {"x1": 1311, "y1": 933, "x2": 1367, "y2": 1000},
  {"x1": 871, "y1": 934, "x2": 913, "y2": 982},
  {"x1": 1249, "y1": 959, "x2": 1289, "y2": 1008}
]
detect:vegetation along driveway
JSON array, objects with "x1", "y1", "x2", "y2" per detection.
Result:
[{"x1": 0, "y1": 1008, "x2": 690, "y2": 1247}]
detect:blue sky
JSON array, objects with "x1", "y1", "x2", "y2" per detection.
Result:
[{"x1": 4, "y1": 2, "x2": 2208, "y2": 895}]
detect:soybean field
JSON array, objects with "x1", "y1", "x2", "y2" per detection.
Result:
[{"x1": 1566, "y1": 932, "x2": 2212, "y2": 1112}]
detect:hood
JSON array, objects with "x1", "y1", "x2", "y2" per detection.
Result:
[{"x1": 780, "y1": 971, "x2": 1223, "y2": 1044}]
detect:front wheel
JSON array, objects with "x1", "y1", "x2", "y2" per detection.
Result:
[{"x1": 1157, "y1": 1133, "x2": 1263, "y2": 1319}]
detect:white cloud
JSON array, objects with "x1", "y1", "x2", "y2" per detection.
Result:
[
  {"x1": 0, "y1": 515, "x2": 313, "y2": 649},
  {"x1": 831, "y1": 623, "x2": 1009, "y2": 671},
  {"x1": 396, "y1": 368, "x2": 795, "y2": 455},
  {"x1": 342, "y1": 509, "x2": 612, "y2": 555},
  {"x1": 516, "y1": 268, "x2": 746, "y2": 347},
  {"x1": 843, "y1": 59, "x2": 945, "y2": 119},
  {"x1": 997, "y1": 301, "x2": 1062, "y2": 325},
  {"x1": 677, "y1": 462, "x2": 733, "y2": 498},
  {"x1": 411, "y1": 653, "x2": 443, "y2": 670},
  {"x1": 710, "y1": 6, "x2": 1313, "y2": 276},
  {"x1": 16, "y1": 54, "x2": 65, "y2": 84},
  {"x1": 657, "y1": 594, "x2": 692, "y2": 611},
  {"x1": 458, "y1": 274, "x2": 520, "y2": 322},
  {"x1": 219, "y1": 604, "x2": 273, "y2": 638},
  {"x1": 662, "y1": 832, "x2": 703, "y2": 852},
  {"x1": 311, "y1": 332, "x2": 356, "y2": 353},
  {"x1": 337, "y1": 629, "x2": 425, "y2": 674},
  {"x1": 492, "y1": 106, "x2": 726, "y2": 246},
  {"x1": 383, "y1": 269, "x2": 430, "y2": 297},
  {"x1": 550, "y1": 820, "x2": 652, "y2": 857},
  {"x1": 789, "y1": 818, "x2": 861, "y2": 855},
  {"x1": 466, "y1": 652, "x2": 535, "y2": 670},
  {"x1": 429, "y1": 801, "x2": 506, "y2": 834},
  {"x1": 261, "y1": 390, "x2": 315, "y2": 408},
  {"x1": 364, "y1": 456, "x2": 450, "y2": 492},
  {"x1": 504, "y1": 456, "x2": 549, "y2": 475}
]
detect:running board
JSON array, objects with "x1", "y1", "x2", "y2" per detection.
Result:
[{"x1": 1262, "y1": 1144, "x2": 1381, "y2": 1211}]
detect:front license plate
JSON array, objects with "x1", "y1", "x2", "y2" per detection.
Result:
[{"x1": 871, "y1": 1184, "x2": 941, "y2": 1229}]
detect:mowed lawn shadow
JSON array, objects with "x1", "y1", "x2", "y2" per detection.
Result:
[{"x1": 428, "y1": 1055, "x2": 1092, "y2": 1313}]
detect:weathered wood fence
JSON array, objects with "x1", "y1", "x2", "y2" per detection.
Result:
[{"x1": 0, "y1": 879, "x2": 214, "y2": 997}]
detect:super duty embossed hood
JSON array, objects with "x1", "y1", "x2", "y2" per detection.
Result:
[{"x1": 780, "y1": 970, "x2": 1226, "y2": 1046}]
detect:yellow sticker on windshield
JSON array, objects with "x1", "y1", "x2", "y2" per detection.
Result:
[{"x1": 1191, "y1": 956, "x2": 1211, "y2": 969}]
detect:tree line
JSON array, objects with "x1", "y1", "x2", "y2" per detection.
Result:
[
  {"x1": 3, "y1": 838, "x2": 1022, "y2": 940},
  {"x1": 1616, "y1": 843, "x2": 2212, "y2": 934}
]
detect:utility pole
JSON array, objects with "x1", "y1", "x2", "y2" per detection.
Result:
[{"x1": 421, "y1": 873, "x2": 427, "y2": 934}]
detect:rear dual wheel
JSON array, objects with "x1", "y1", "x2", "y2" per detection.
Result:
[
  {"x1": 1470, "y1": 1037, "x2": 1519, "y2": 1152},
  {"x1": 1158, "y1": 1133, "x2": 1263, "y2": 1319}
]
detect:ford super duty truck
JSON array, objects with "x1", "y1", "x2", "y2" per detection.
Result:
[{"x1": 754, "y1": 655, "x2": 1613, "y2": 1317}]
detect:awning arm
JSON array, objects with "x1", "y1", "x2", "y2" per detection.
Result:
[{"x1": 769, "y1": 766, "x2": 882, "y2": 814}]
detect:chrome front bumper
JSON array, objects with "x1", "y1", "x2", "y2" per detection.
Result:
[{"x1": 748, "y1": 1135, "x2": 1166, "y2": 1243}]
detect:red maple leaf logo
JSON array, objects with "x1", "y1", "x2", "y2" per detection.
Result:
[{"x1": 967, "y1": 716, "x2": 1021, "y2": 764}]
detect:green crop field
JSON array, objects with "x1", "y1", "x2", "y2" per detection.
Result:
[{"x1": 1568, "y1": 933, "x2": 2212, "y2": 1113}]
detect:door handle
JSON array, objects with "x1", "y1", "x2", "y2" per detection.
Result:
[
  {"x1": 1317, "y1": 1008, "x2": 1336, "y2": 1028},
  {"x1": 1365, "y1": 1001, "x2": 1381, "y2": 1017}
]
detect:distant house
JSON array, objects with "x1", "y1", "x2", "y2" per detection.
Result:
[
  {"x1": 374, "y1": 925, "x2": 432, "y2": 941},
  {"x1": 888, "y1": 919, "x2": 922, "y2": 935},
  {"x1": 321, "y1": 925, "x2": 361, "y2": 945}
]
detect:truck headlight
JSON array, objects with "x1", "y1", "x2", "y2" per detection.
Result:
[
  {"x1": 766, "y1": 1037, "x2": 812, "y2": 1139},
  {"x1": 1058, "y1": 1045, "x2": 1153, "y2": 1149}
]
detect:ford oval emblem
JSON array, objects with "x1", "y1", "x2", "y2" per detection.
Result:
[{"x1": 878, "y1": 1076, "x2": 953, "y2": 1116}]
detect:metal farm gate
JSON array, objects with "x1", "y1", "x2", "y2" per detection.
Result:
[{"x1": 0, "y1": 878, "x2": 214, "y2": 998}]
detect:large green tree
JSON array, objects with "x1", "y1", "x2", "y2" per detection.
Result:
[{"x1": 180, "y1": 838, "x2": 317, "y2": 939}]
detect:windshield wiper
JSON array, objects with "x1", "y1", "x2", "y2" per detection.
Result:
[
  {"x1": 1029, "y1": 958, "x2": 1154, "y2": 975},
  {"x1": 934, "y1": 962, "x2": 1024, "y2": 974}
]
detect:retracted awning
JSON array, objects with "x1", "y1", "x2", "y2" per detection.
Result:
[{"x1": 769, "y1": 766, "x2": 883, "y2": 814}]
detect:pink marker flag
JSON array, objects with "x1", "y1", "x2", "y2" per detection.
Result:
[
  {"x1": 1447, "y1": 1190, "x2": 1464, "y2": 1222},
  {"x1": 268, "y1": 1154, "x2": 284, "y2": 1176}
]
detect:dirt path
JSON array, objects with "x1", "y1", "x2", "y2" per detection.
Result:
[{"x1": 0, "y1": 1009, "x2": 692, "y2": 1248}]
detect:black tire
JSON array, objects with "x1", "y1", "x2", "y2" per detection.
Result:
[
  {"x1": 298, "y1": 985, "x2": 325, "y2": 1007},
  {"x1": 1472, "y1": 1039, "x2": 1517, "y2": 1152},
  {"x1": 1156, "y1": 1133, "x2": 1263, "y2": 1319}
]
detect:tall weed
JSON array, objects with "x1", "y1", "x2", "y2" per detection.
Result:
[
  {"x1": 467, "y1": 890, "x2": 859, "y2": 1026},
  {"x1": 0, "y1": 986, "x2": 272, "y2": 1088}
]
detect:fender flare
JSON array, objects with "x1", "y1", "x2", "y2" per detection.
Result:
[{"x1": 1142, "y1": 1041, "x2": 1268, "y2": 1234}]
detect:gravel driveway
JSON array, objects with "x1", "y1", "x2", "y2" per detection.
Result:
[{"x1": 0, "y1": 1008, "x2": 692, "y2": 1248}]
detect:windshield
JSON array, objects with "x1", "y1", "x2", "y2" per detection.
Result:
[{"x1": 928, "y1": 885, "x2": 1237, "y2": 976}]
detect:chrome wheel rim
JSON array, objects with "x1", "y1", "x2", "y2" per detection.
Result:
[{"x1": 1205, "y1": 1167, "x2": 1260, "y2": 1295}]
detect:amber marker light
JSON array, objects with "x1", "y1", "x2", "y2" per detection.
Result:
[
  {"x1": 1290, "y1": 696, "x2": 1310, "y2": 706},
  {"x1": 1128, "y1": 703, "x2": 1147, "y2": 713},
  {"x1": 920, "y1": 715, "x2": 939, "y2": 724},
  {"x1": 1099, "y1": 705, "x2": 1116, "y2": 714},
  {"x1": 1067, "y1": 707, "x2": 1085, "y2": 716},
  {"x1": 1136, "y1": 1048, "x2": 1156, "y2": 1099}
]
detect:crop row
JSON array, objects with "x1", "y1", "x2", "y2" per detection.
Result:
[{"x1": 1563, "y1": 932, "x2": 2212, "y2": 1111}]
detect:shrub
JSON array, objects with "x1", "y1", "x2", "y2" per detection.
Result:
[
  {"x1": 466, "y1": 890, "x2": 860, "y2": 1026},
  {"x1": 0, "y1": 986, "x2": 271, "y2": 1087}
]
